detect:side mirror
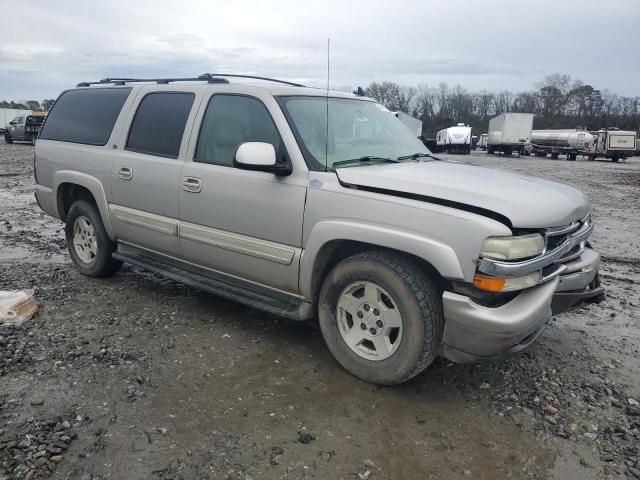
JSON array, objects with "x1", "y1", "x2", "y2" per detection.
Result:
[
  {"x1": 9, "y1": 121, "x2": 15, "y2": 126},
  {"x1": 234, "y1": 142, "x2": 291, "y2": 175}
]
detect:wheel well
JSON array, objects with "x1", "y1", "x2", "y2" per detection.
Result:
[
  {"x1": 310, "y1": 240, "x2": 450, "y2": 303},
  {"x1": 57, "y1": 183, "x2": 96, "y2": 220}
]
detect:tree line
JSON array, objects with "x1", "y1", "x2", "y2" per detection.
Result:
[
  {"x1": 0, "y1": 99, "x2": 56, "y2": 112},
  {"x1": 362, "y1": 74, "x2": 640, "y2": 137}
]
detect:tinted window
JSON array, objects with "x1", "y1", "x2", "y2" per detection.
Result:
[
  {"x1": 195, "y1": 95, "x2": 281, "y2": 166},
  {"x1": 39, "y1": 88, "x2": 131, "y2": 145},
  {"x1": 126, "y1": 92, "x2": 194, "y2": 159}
]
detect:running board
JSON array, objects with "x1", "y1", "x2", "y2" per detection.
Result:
[{"x1": 113, "y1": 245, "x2": 314, "y2": 321}]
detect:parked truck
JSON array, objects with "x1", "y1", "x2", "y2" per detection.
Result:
[
  {"x1": 487, "y1": 113, "x2": 534, "y2": 156},
  {"x1": 0, "y1": 108, "x2": 31, "y2": 135},
  {"x1": 587, "y1": 129, "x2": 637, "y2": 162},
  {"x1": 4, "y1": 111, "x2": 47, "y2": 145},
  {"x1": 436, "y1": 123, "x2": 472, "y2": 154},
  {"x1": 529, "y1": 129, "x2": 595, "y2": 160}
]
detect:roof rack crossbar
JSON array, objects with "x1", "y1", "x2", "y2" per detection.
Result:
[{"x1": 76, "y1": 74, "x2": 305, "y2": 88}]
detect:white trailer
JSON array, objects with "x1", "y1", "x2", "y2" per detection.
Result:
[
  {"x1": 487, "y1": 113, "x2": 534, "y2": 155},
  {"x1": 587, "y1": 129, "x2": 637, "y2": 162},
  {"x1": 436, "y1": 123, "x2": 472, "y2": 154},
  {"x1": 393, "y1": 111, "x2": 422, "y2": 137},
  {"x1": 0, "y1": 108, "x2": 31, "y2": 134}
]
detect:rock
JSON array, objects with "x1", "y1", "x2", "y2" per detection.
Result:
[
  {"x1": 29, "y1": 398, "x2": 44, "y2": 406},
  {"x1": 479, "y1": 383, "x2": 491, "y2": 389},
  {"x1": 628, "y1": 398, "x2": 640, "y2": 407},
  {"x1": 543, "y1": 404, "x2": 559, "y2": 415},
  {"x1": 270, "y1": 446, "x2": 284, "y2": 465},
  {"x1": 358, "y1": 471, "x2": 371, "y2": 480},
  {"x1": 49, "y1": 455, "x2": 64, "y2": 463},
  {"x1": 545, "y1": 415, "x2": 557, "y2": 425},
  {"x1": 320, "y1": 451, "x2": 333, "y2": 462},
  {"x1": 297, "y1": 432, "x2": 315, "y2": 444},
  {"x1": 628, "y1": 467, "x2": 640, "y2": 479},
  {"x1": 627, "y1": 406, "x2": 640, "y2": 417},
  {"x1": 363, "y1": 459, "x2": 375, "y2": 469}
]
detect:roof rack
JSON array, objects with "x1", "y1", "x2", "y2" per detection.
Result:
[{"x1": 76, "y1": 73, "x2": 306, "y2": 88}]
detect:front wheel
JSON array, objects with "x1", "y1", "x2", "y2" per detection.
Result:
[
  {"x1": 4, "y1": 134, "x2": 13, "y2": 144},
  {"x1": 65, "y1": 200, "x2": 122, "y2": 277},
  {"x1": 318, "y1": 251, "x2": 444, "y2": 385}
]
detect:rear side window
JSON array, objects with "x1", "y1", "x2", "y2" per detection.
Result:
[
  {"x1": 126, "y1": 92, "x2": 194, "y2": 159},
  {"x1": 39, "y1": 88, "x2": 131, "y2": 145}
]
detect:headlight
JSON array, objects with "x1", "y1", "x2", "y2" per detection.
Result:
[{"x1": 480, "y1": 234, "x2": 544, "y2": 261}]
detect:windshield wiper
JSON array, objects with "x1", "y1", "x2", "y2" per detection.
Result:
[
  {"x1": 397, "y1": 152, "x2": 441, "y2": 161},
  {"x1": 332, "y1": 156, "x2": 400, "y2": 168}
]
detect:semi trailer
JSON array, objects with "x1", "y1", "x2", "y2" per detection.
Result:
[
  {"x1": 529, "y1": 129, "x2": 594, "y2": 160},
  {"x1": 487, "y1": 113, "x2": 534, "y2": 155}
]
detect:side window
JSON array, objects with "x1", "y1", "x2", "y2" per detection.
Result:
[
  {"x1": 39, "y1": 88, "x2": 131, "y2": 145},
  {"x1": 17, "y1": 117, "x2": 24, "y2": 125},
  {"x1": 126, "y1": 92, "x2": 195, "y2": 159},
  {"x1": 195, "y1": 95, "x2": 281, "y2": 167}
]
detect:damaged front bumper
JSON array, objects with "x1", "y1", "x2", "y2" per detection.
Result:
[{"x1": 441, "y1": 248, "x2": 604, "y2": 364}]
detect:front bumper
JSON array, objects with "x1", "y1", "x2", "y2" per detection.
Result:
[{"x1": 441, "y1": 248, "x2": 603, "y2": 363}]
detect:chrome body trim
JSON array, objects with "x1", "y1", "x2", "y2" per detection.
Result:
[
  {"x1": 110, "y1": 204, "x2": 178, "y2": 236},
  {"x1": 179, "y1": 222, "x2": 296, "y2": 266}
]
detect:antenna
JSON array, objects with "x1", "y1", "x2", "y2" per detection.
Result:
[{"x1": 325, "y1": 38, "x2": 330, "y2": 170}]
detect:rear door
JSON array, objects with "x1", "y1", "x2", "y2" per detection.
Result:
[{"x1": 110, "y1": 87, "x2": 200, "y2": 257}]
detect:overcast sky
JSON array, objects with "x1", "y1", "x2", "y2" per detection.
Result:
[{"x1": 2, "y1": 0, "x2": 639, "y2": 101}]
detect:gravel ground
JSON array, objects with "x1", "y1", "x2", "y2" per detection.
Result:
[{"x1": 1, "y1": 142, "x2": 639, "y2": 480}]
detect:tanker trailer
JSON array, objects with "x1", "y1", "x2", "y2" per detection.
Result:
[{"x1": 530, "y1": 129, "x2": 594, "y2": 160}]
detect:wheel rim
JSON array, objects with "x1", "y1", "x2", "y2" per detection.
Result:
[
  {"x1": 336, "y1": 281, "x2": 403, "y2": 361},
  {"x1": 72, "y1": 216, "x2": 98, "y2": 264}
]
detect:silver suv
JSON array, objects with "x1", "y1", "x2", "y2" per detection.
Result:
[{"x1": 34, "y1": 74, "x2": 604, "y2": 385}]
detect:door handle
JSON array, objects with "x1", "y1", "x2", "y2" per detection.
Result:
[
  {"x1": 182, "y1": 176, "x2": 202, "y2": 193},
  {"x1": 117, "y1": 167, "x2": 133, "y2": 181}
]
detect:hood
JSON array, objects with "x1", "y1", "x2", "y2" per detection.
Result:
[{"x1": 336, "y1": 161, "x2": 590, "y2": 228}]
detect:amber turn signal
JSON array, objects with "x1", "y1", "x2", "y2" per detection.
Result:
[{"x1": 473, "y1": 274, "x2": 506, "y2": 292}]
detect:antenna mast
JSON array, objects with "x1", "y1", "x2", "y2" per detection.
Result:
[{"x1": 325, "y1": 38, "x2": 330, "y2": 170}]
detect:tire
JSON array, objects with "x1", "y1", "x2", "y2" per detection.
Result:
[
  {"x1": 65, "y1": 200, "x2": 122, "y2": 277},
  {"x1": 4, "y1": 134, "x2": 13, "y2": 144},
  {"x1": 31, "y1": 136, "x2": 36, "y2": 146},
  {"x1": 612, "y1": 157, "x2": 619, "y2": 163},
  {"x1": 318, "y1": 250, "x2": 444, "y2": 385}
]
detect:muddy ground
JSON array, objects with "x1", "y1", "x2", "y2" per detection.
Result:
[{"x1": 1, "y1": 142, "x2": 639, "y2": 480}]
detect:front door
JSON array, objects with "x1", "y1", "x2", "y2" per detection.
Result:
[
  {"x1": 10, "y1": 116, "x2": 25, "y2": 140},
  {"x1": 179, "y1": 93, "x2": 307, "y2": 295},
  {"x1": 110, "y1": 89, "x2": 198, "y2": 257}
]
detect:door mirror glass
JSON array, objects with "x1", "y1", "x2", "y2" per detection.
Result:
[{"x1": 234, "y1": 142, "x2": 277, "y2": 170}]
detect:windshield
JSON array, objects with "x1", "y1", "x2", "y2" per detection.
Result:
[{"x1": 277, "y1": 96, "x2": 430, "y2": 170}]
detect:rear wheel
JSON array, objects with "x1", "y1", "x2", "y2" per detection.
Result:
[
  {"x1": 318, "y1": 251, "x2": 444, "y2": 385},
  {"x1": 612, "y1": 156, "x2": 619, "y2": 163},
  {"x1": 65, "y1": 200, "x2": 122, "y2": 277}
]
